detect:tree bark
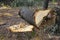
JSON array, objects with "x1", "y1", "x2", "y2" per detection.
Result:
[
  {"x1": 43, "y1": 0, "x2": 50, "y2": 10},
  {"x1": 57, "y1": 0, "x2": 60, "y2": 6}
]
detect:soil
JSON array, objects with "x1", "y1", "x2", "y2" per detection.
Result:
[{"x1": 0, "y1": 8, "x2": 60, "y2": 40}]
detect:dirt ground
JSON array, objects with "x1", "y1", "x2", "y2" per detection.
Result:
[{"x1": 0, "y1": 7, "x2": 60, "y2": 40}]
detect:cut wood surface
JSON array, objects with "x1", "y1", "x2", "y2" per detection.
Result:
[
  {"x1": 19, "y1": 7, "x2": 54, "y2": 27},
  {"x1": 8, "y1": 17, "x2": 34, "y2": 32},
  {"x1": 9, "y1": 25, "x2": 34, "y2": 32},
  {"x1": 34, "y1": 9, "x2": 51, "y2": 27}
]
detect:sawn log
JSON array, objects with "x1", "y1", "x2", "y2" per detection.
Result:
[{"x1": 19, "y1": 7, "x2": 55, "y2": 27}]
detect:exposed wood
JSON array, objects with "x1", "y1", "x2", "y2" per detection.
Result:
[
  {"x1": 7, "y1": 17, "x2": 34, "y2": 32},
  {"x1": 34, "y1": 9, "x2": 51, "y2": 27},
  {"x1": 19, "y1": 7, "x2": 55, "y2": 27},
  {"x1": 40, "y1": 11, "x2": 56, "y2": 28},
  {"x1": 9, "y1": 25, "x2": 34, "y2": 32}
]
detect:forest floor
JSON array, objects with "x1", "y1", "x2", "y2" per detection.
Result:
[{"x1": 0, "y1": 7, "x2": 60, "y2": 40}]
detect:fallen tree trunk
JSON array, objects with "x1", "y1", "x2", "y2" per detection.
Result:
[{"x1": 19, "y1": 7, "x2": 55, "y2": 27}]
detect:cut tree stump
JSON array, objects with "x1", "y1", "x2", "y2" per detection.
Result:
[{"x1": 19, "y1": 7, "x2": 55, "y2": 27}]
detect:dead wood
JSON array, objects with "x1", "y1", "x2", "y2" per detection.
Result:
[{"x1": 19, "y1": 7, "x2": 55, "y2": 27}]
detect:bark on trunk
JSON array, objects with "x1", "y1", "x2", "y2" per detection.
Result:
[
  {"x1": 57, "y1": 0, "x2": 60, "y2": 6},
  {"x1": 43, "y1": 0, "x2": 50, "y2": 10}
]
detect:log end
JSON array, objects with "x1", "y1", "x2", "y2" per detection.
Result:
[
  {"x1": 34, "y1": 9, "x2": 51, "y2": 27},
  {"x1": 34, "y1": 9, "x2": 56, "y2": 27}
]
